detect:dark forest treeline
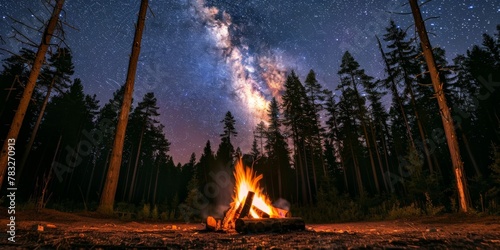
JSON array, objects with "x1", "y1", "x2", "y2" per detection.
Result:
[{"x1": 1, "y1": 19, "x2": 500, "y2": 221}]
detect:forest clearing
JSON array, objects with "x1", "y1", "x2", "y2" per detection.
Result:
[{"x1": 1, "y1": 208, "x2": 499, "y2": 249}]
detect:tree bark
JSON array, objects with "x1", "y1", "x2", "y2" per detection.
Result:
[
  {"x1": 18, "y1": 78, "x2": 55, "y2": 183},
  {"x1": 409, "y1": 0, "x2": 470, "y2": 212},
  {"x1": 349, "y1": 139, "x2": 363, "y2": 196},
  {"x1": 458, "y1": 124, "x2": 481, "y2": 177},
  {"x1": 0, "y1": 0, "x2": 65, "y2": 189},
  {"x1": 98, "y1": 0, "x2": 148, "y2": 214},
  {"x1": 350, "y1": 74, "x2": 380, "y2": 194},
  {"x1": 370, "y1": 119, "x2": 389, "y2": 192},
  {"x1": 330, "y1": 103, "x2": 349, "y2": 192},
  {"x1": 153, "y1": 160, "x2": 160, "y2": 203},
  {"x1": 122, "y1": 146, "x2": 134, "y2": 201},
  {"x1": 128, "y1": 123, "x2": 145, "y2": 202}
]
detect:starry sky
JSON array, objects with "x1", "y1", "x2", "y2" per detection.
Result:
[{"x1": 1, "y1": 0, "x2": 499, "y2": 164}]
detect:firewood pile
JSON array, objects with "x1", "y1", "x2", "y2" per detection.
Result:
[{"x1": 206, "y1": 191, "x2": 305, "y2": 233}]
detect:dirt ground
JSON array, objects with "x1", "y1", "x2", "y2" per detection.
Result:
[{"x1": 1, "y1": 208, "x2": 499, "y2": 249}]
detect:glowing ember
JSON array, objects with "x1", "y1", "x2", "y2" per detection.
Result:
[{"x1": 222, "y1": 158, "x2": 284, "y2": 229}]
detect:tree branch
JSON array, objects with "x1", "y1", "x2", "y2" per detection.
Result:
[
  {"x1": 28, "y1": 8, "x2": 47, "y2": 26},
  {"x1": 7, "y1": 15, "x2": 44, "y2": 34}
]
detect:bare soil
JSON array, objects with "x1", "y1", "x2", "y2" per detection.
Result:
[{"x1": 1, "y1": 208, "x2": 499, "y2": 249}]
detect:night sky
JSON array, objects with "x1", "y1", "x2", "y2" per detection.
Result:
[{"x1": 1, "y1": 0, "x2": 499, "y2": 164}]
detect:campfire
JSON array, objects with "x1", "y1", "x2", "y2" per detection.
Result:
[{"x1": 206, "y1": 158, "x2": 305, "y2": 233}]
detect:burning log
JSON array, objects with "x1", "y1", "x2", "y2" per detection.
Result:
[
  {"x1": 252, "y1": 205, "x2": 270, "y2": 218},
  {"x1": 237, "y1": 191, "x2": 255, "y2": 219},
  {"x1": 219, "y1": 191, "x2": 255, "y2": 230},
  {"x1": 206, "y1": 159, "x2": 305, "y2": 233},
  {"x1": 235, "y1": 217, "x2": 305, "y2": 234},
  {"x1": 275, "y1": 207, "x2": 291, "y2": 218},
  {"x1": 206, "y1": 216, "x2": 222, "y2": 231}
]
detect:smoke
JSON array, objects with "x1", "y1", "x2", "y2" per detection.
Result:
[
  {"x1": 272, "y1": 198, "x2": 290, "y2": 211},
  {"x1": 190, "y1": 0, "x2": 287, "y2": 123}
]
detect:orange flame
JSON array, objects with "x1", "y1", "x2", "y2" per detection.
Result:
[{"x1": 223, "y1": 158, "x2": 282, "y2": 228}]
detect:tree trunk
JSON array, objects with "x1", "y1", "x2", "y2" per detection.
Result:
[
  {"x1": 409, "y1": 0, "x2": 470, "y2": 212},
  {"x1": 128, "y1": 124, "x2": 145, "y2": 202},
  {"x1": 0, "y1": 0, "x2": 65, "y2": 189},
  {"x1": 297, "y1": 145, "x2": 308, "y2": 205},
  {"x1": 370, "y1": 119, "x2": 389, "y2": 192},
  {"x1": 18, "y1": 78, "x2": 55, "y2": 183},
  {"x1": 349, "y1": 139, "x2": 363, "y2": 196},
  {"x1": 147, "y1": 164, "x2": 154, "y2": 202},
  {"x1": 350, "y1": 75, "x2": 380, "y2": 194},
  {"x1": 98, "y1": 149, "x2": 111, "y2": 197},
  {"x1": 331, "y1": 107, "x2": 349, "y2": 192},
  {"x1": 376, "y1": 35, "x2": 416, "y2": 150},
  {"x1": 98, "y1": 0, "x2": 148, "y2": 214},
  {"x1": 301, "y1": 143, "x2": 313, "y2": 204},
  {"x1": 277, "y1": 163, "x2": 282, "y2": 198},
  {"x1": 153, "y1": 160, "x2": 159, "y2": 203},
  {"x1": 361, "y1": 123, "x2": 380, "y2": 194},
  {"x1": 380, "y1": 121, "x2": 392, "y2": 187},
  {"x1": 122, "y1": 147, "x2": 134, "y2": 201},
  {"x1": 408, "y1": 86, "x2": 434, "y2": 173},
  {"x1": 308, "y1": 144, "x2": 318, "y2": 198},
  {"x1": 86, "y1": 154, "x2": 97, "y2": 203},
  {"x1": 458, "y1": 124, "x2": 481, "y2": 177}
]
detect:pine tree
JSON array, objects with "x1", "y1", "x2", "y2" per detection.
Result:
[
  {"x1": 198, "y1": 140, "x2": 215, "y2": 186},
  {"x1": 265, "y1": 97, "x2": 291, "y2": 199},
  {"x1": 304, "y1": 69, "x2": 326, "y2": 195},
  {"x1": 180, "y1": 153, "x2": 197, "y2": 205},
  {"x1": 251, "y1": 137, "x2": 260, "y2": 160},
  {"x1": 363, "y1": 79, "x2": 391, "y2": 192},
  {"x1": 87, "y1": 85, "x2": 126, "y2": 203},
  {"x1": 0, "y1": 48, "x2": 36, "y2": 121},
  {"x1": 30, "y1": 78, "x2": 98, "y2": 200},
  {"x1": 452, "y1": 54, "x2": 483, "y2": 177},
  {"x1": 490, "y1": 144, "x2": 500, "y2": 186},
  {"x1": 99, "y1": 0, "x2": 149, "y2": 213},
  {"x1": 338, "y1": 51, "x2": 381, "y2": 194},
  {"x1": 0, "y1": 0, "x2": 65, "y2": 189},
  {"x1": 282, "y1": 71, "x2": 311, "y2": 204},
  {"x1": 220, "y1": 111, "x2": 238, "y2": 144},
  {"x1": 324, "y1": 89, "x2": 349, "y2": 193},
  {"x1": 126, "y1": 92, "x2": 161, "y2": 202},
  {"x1": 376, "y1": 34, "x2": 415, "y2": 179},
  {"x1": 254, "y1": 121, "x2": 267, "y2": 155},
  {"x1": 18, "y1": 47, "x2": 75, "y2": 182},
  {"x1": 409, "y1": 0, "x2": 470, "y2": 212},
  {"x1": 216, "y1": 111, "x2": 238, "y2": 166},
  {"x1": 384, "y1": 20, "x2": 434, "y2": 173},
  {"x1": 336, "y1": 85, "x2": 365, "y2": 196}
]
